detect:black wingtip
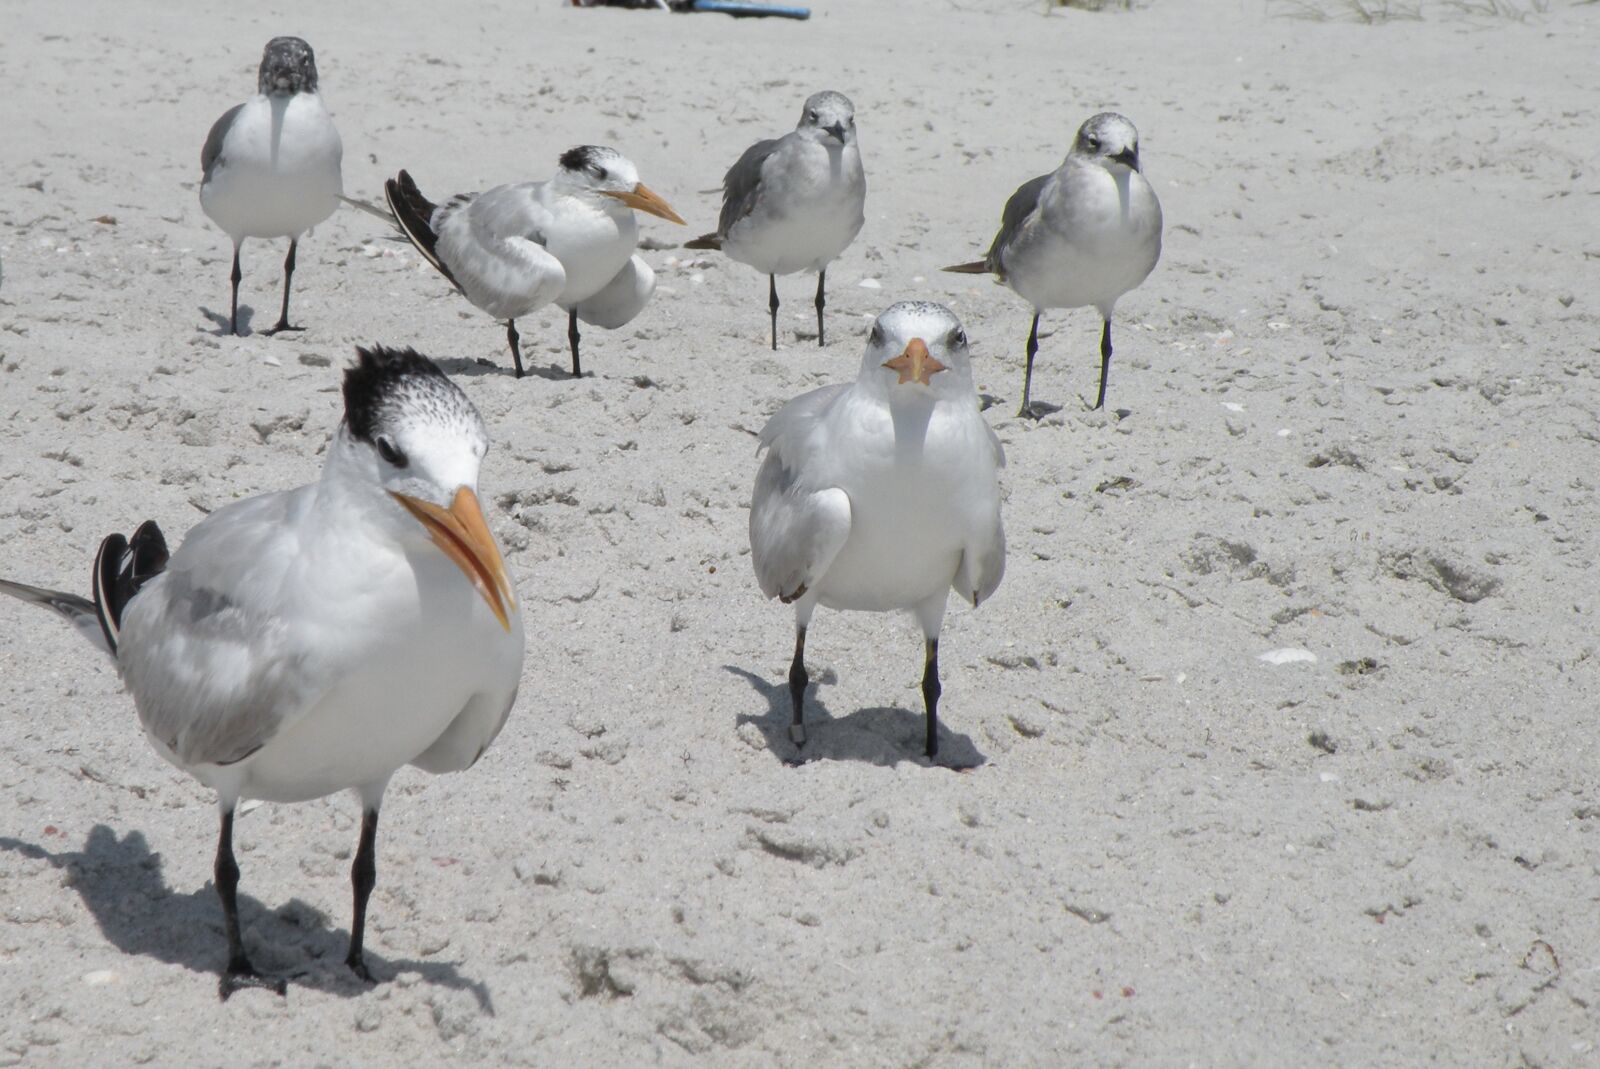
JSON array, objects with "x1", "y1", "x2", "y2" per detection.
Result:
[
  {"x1": 683, "y1": 234, "x2": 723, "y2": 251},
  {"x1": 92, "y1": 522, "x2": 168, "y2": 654},
  {"x1": 93, "y1": 534, "x2": 129, "y2": 653},
  {"x1": 384, "y1": 171, "x2": 459, "y2": 289},
  {"x1": 941, "y1": 260, "x2": 990, "y2": 275}
]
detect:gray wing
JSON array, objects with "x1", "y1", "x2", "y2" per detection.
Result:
[
  {"x1": 750, "y1": 385, "x2": 853, "y2": 602},
  {"x1": 718, "y1": 137, "x2": 784, "y2": 236},
  {"x1": 200, "y1": 104, "x2": 245, "y2": 182},
  {"x1": 117, "y1": 489, "x2": 330, "y2": 767},
  {"x1": 985, "y1": 173, "x2": 1052, "y2": 275},
  {"x1": 432, "y1": 182, "x2": 566, "y2": 317}
]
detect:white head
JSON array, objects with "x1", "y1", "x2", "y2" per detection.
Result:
[
  {"x1": 1070, "y1": 112, "x2": 1143, "y2": 173},
  {"x1": 339, "y1": 345, "x2": 515, "y2": 630},
  {"x1": 857, "y1": 301, "x2": 975, "y2": 402},
  {"x1": 795, "y1": 91, "x2": 858, "y2": 148},
  {"x1": 553, "y1": 145, "x2": 685, "y2": 225}
]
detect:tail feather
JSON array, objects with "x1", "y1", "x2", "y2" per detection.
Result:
[
  {"x1": 0, "y1": 578, "x2": 107, "y2": 655},
  {"x1": 1, "y1": 520, "x2": 167, "y2": 658},
  {"x1": 683, "y1": 233, "x2": 723, "y2": 251},
  {"x1": 384, "y1": 170, "x2": 460, "y2": 289},
  {"x1": 337, "y1": 194, "x2": 395, "y2": 223},
  {"x1": 92, "y1": 520, "x2": 168, "y2": 655},
  {"x1": 942, "y1": 260, "x2": 991, "y2": 274}
]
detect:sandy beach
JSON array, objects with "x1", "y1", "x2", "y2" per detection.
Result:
[{"x1": 2, "y1": 0, "x2": 1598, "y2": 1064}]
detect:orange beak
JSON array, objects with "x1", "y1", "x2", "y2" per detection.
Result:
[
  {"x1": 390, "y1": 486, "x2": 516, "y2": 631},
  {"x1": 882, "y1": 338, "x2": 948, "y2": 386},
  {"x1": 604, "y1": 183, "x2": 686, "y2": 225}
]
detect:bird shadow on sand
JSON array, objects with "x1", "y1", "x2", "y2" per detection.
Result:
[
  {"x1": 725, "y1": 665, "x2": 987, "y2": 770},
  {"x1": 199, "y1": 304, "x2": 254, "y2": 336},
  {"x1": 0, "y1": 825, "x2": 494, "y2": 1012},
  {"x1": 428, "y1": 355, "x2": 577, "y2": 382}
]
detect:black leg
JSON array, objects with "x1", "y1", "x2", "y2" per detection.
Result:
[
  {"x1": 567, "y1": 309, "x2": 582, "y2": 377},
  {"x1": 1018, "y1": 313, "x2": 1041, "y2": 418},
  {"x1": 787, "y1": 626, "x2": 809, "y2": 747},
  {"x1": 345, "y1": 807, "x2": 379, "y2": 983},
  {"x1": 921, "y1": 638, "x2": 942, "y2": 758},
  {"x1": 227, "y1": 244, "x2": 242, "y2": 336},
  {"x1": 263, "y1": 239, "x2": 303, "y2": 336},
  {"x1": 814, "y1": 269, "x2": 827, "y2": 347},
  {"x1": 506, "y1": 320, "x2": 525, "y2": 379},
  {"x1": 768, "y1": 274, "x2": 779, "y2": 352},
  {"x1": 1094, "y1": 317, "x2": 1113, "y2": 411},
  {"x1": 215, "y1": 807, "x2": 286, "y2": 1000}
]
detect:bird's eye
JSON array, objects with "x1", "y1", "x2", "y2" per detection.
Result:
[
  {"x1": 589, "y1": 165, "x2": 608, "y2": 181},
  {"x1": 1087, "y1": 136, "x2": 1102, "y2": 151},
  {"x1": 376, "y1": 436, "x2": 408, "y2": 468},
  {"x1": 948, "y1": 328, "x2": 967, "y2": 348},
  {"x1": 869, "y1": 324, "x2": 884, "y2": 346},
  {"x1": 807, "y1": 110, "x2": 819, "y2": 123}
]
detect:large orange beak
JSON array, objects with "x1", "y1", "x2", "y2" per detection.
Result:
[
  {"x1": 882, "y1": 338, "x2": 948, "y2": 386},
  {"x1": 604, "y1": 183, "x2": 686, "y2": 225},
  {"x1": 390, "y1": 486, "x2": 516, "y2": 631}
]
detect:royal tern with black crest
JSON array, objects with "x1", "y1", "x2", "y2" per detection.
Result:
[
  {"x1": 200, "y1": 36, "x2": 343, "y2": 336},
  {"x1": 0, "y1": 346, "x2": 524, "y2": 998},
  {"x1": 385, "y1": 146, "x2": 684, "y2": 378},
  {"x1": 686, "y1": 91, "x2": 866, "y2": 350},
  {"x1": 750, "y1": 301, "x2": 1005, "y2": 759},
  {"x1": 946, "y1": 112, "x2": 1162, "y2": 416}
]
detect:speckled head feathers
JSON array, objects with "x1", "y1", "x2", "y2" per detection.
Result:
[
  {"x1": 342, "y1": 345, "x2": 480, "y2": 447},
  {"x1": 859, "y1": 301, "x2": 974, "y2": 386},
  {"x1": 258, "y1": 36, "x2": 319, "y2": 96}
]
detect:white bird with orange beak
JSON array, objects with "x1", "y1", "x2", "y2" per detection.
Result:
[
  {"x1": 750, "y1": 301, "x2": 1005, "y2": 759},
  {"x1": 0, "y1": 345, "x2": 523, "y2": 999},
  {"x1": 384, "y1": 146, "x2": 685, "y2": 379}
]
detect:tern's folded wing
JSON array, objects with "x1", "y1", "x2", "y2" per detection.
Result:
[
  {"x1": 435, "y1": 184, "x2": 567, "y2": 316},
  {"x1": 116, "y1": 490, "x2": 334, "y2": 768},
  {"x1": 718, "y1": 137, "x2": 783, "y2": 236},
  {"x1": 955, "y1": 519, "x2": 1006, "y2": 609},
  {"x1": 574, "y1": 254, "x2": 654, "y2": 329},
  {"x1": 409, "y1": 686, "x2": 519, "y2": 774},
  {"x1": 750, "y1": 384, "x2": 852, "y2": 602},
  {"x1": 955, "y1": 421, "x2": 1006, "y2": 607}
]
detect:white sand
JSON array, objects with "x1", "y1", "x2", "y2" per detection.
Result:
[{"x1": 2, "y1": 1, "x2": 1597, "y2": 1064}]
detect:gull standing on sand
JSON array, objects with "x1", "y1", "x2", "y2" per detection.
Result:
[
  {"x1": 945, "y1": 112, "x2": 1161, "y2": 416},
  {"x1": 686, "y1": 91, "x2": 866, "y2": 350},
  {"x1": 200, "y1": 36, "x2": 343, "y2": 336},
  {"x1": 750, "y1": 301, "x2": 1005, "y2": 759},
  {"x1": 0, "y1": 346, "x2": 523, "y2": 999},
  {"x1": 385, "y1": 146, "x2": 684, "y2": 379}
]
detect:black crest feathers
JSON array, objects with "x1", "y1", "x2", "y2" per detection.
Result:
[
  {"x1": 342, "y1": 345, "x2": 450, "y2": 444},
  {"x1": 559, "y1": 146, "x2": 604, "y2": 173}
]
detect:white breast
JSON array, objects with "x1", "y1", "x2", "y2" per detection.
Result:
[
  {"x1": 200, "y1": 94, "x2": 344, "y2": 241},
  {"x1": 1002, "y1": 165, "x2": 1162, "y2": 316},
  {"x1": 725, "y1": 142, "x2": 866, "y2": 276}
]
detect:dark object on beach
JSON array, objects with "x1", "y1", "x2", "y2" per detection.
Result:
[{"x1": 571, "y1": 0, "x2": 810, "y2": 18}]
